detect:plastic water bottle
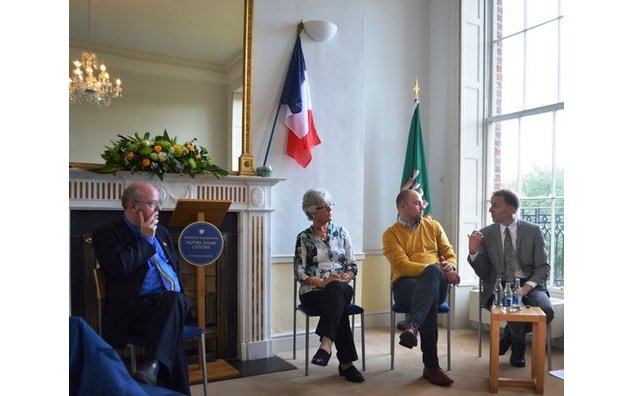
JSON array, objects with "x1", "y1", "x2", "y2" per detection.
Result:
[
  {"x1": 492, "y1": 276, "x2": 503, "y2": 308},
  {"x1": 512, "y1": 277, "x2": 522, "y2": 311},
  {"x1": 502, "y1": 280, "x2": 512, "y2": 312}
]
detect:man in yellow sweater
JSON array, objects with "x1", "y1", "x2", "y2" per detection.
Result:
[{"x1": 382, "y1": 189, "x2": 461, "y2": 387}]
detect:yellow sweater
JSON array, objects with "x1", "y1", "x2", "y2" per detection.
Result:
[{"x1": 382, "y1": 218, "x2": 457, "y2": 282}]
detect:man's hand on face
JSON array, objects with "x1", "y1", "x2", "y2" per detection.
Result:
[{"x1": 139, "y1": 210, "x2": 159, "y2": 238}]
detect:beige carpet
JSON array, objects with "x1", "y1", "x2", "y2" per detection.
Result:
[{"x1": 189, "y1": 327, "x2": 564, "y2": 395}]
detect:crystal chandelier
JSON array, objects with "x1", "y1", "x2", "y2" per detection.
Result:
[
  {"x1": 69, "y1": 0, "x2": 123, "y2": 107},
  {"x1": 69, "y1": 52, "x2": 122, "y2": 106}
]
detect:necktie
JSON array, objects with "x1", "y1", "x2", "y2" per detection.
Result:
[
  {"x1": 503, "y1": 227, "x2": 516, "y2": 282},
  {"x1": 151, "y1": 256, "x2": 176, "y2": 291}
]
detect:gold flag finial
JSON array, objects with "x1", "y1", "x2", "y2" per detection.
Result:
[{"x1": 413, "y1": 79, "x2": 421, "y2": 102}]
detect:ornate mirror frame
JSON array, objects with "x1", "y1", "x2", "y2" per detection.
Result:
[{"x1": 238, "y1": 0, "x2": 256, "y2": 175}]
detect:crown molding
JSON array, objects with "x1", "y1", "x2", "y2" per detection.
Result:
[{"x1": 70, "y1": 40, "x2": 243, "y2": 84}]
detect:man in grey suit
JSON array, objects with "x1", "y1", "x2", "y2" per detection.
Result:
[{"x1": 467, "y1": 189, "x2": 554, "y2": 367}]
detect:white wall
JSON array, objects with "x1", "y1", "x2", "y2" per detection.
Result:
[
  {"x1": 253, "y1": 0, "x2": 460, "y2": 260},
  {"x1": 253, "y1": 0, "x2": 366, "y2": 256},
  {"x1": 363, "y1": 0, "x2": 430, "y2": 254}
]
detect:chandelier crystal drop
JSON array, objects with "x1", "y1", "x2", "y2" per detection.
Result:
[{"x1": 69, "y1": 51, "x2": 123, "y2": 107}]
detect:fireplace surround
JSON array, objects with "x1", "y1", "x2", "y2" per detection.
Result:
[{"x1": 69, "y1": 168, "x2": 282, "y2": 360}]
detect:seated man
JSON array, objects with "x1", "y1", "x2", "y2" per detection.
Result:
[
  {"x1": 93, "y1": 182, "x2": 192, "y2": 395},
  {"x1": 467, "y1": 188, "x2": 554, "y2": 367},
  {"x1": 382, "y1": 189, "x2": 460, "y2": 387}
]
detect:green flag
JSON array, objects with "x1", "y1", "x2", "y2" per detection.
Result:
[{"x1": 400, "y1": 100, "x2": 432, "y2": 215}]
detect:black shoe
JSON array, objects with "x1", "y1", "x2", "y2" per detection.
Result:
[
  {"x1": 399, "y1": 324, "x2": 418, "y2": 349},
  {"x1": 338, "y1": 364, "x2": 365, "y2": 382},
  {"x1": 311, "y1": 348, "x2": 331, "y2": 366},
  {"x1": 510, "y1": 343, "x2": 526, "y2": 367},
  {"x1": 132, "y1": 360, "x2": 160, "y2": 385}
]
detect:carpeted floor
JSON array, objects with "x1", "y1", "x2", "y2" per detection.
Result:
[{"x1": 189, "y1": 327, "x2": 564, "y2": 395}]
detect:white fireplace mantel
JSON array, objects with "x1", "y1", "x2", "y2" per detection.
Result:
[{"x1": 69, "y1": 168, "x2": 283, "y2": 361}]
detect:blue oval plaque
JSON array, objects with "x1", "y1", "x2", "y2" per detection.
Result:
[{"x1": 178, "y1": 221, "x2": 224, "y2": 266}]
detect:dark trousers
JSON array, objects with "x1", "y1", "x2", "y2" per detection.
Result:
[
  {"x1": 508, "y1": 283, "x2": 554, "y2": 345},
  {"x1": 129, "y1": 291, "x2": 192, "y2": 395},
  {"x1": 393, "y1": 265, "x2": 449, "y2": 369},
  {"x1": 299, "y1": 281, "x2": 359, "y2": 364}
]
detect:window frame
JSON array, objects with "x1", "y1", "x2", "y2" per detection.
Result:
[{"x1": 483, "y1": 0, "x2": 565, "y2": 292}]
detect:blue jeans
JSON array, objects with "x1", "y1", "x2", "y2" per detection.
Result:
[{"x1": 393, "y1": 265, "x2": 449, "y2": 368}]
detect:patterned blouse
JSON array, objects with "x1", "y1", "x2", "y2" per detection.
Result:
[{"x1": 294, "y1": 222, "x2": 358, "y2": 296}]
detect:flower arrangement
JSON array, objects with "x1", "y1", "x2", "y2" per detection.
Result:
[{"x1": 95, "y1": 130, "x2": 228, "y2": 180}]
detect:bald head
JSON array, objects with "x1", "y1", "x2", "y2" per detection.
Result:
[
  {"x1": 396, "y1": 189, "x2": 419, "y2": 207},
  {"x1": 121, "y1": 182, "x2": 157, "y2": 209},
  {"x1": 396, "y1": 189, "x2": 424, "y2": 223}
]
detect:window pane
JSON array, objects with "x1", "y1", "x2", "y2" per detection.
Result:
[
  {"x1": 499, "y1": 0, "x2": 524, "y2": 38},
  {"x1": 554, "y1": 110, "x2": 564, "y2": 197},
  {"x1": 519, "y1": 112, "x2": 553, "y2": 197},
  {"x1": 526, "y1": 0, "x2": 560, "y2": 28},
  {"x1": 497, "y1": 119, "x2": 520, "y2": 190},
  {"x1": 526, "y1": 21, "x2": 559, "y2": 109},
  {"x1": 497, "y1": 34, "x2": 524, "y2": 115}
]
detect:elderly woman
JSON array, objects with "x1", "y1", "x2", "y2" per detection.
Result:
[{"x1": 293, "y1": 188, "x2": 364, "y2": 383}]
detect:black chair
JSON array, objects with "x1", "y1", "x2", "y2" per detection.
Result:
[
  {"x1": 94, "y1": 265, "x2": 208, "y2": 396},
  {"x1": 390, "y1": 284, "x2": 452, "y2": 370},
  {"x1": 292, "y1": 277, "x2": 366, "y2": 376},
  {"x1": 477, "y1": 278, "x2": 553, "y2": 370}
]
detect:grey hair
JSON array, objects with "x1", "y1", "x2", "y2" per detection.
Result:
[
  {"x1": 302, "y1": 188, "x2": 332, "y2": 221},
  {"x1": 120, "y1": 182, "x2": 143, "y2": 209}
]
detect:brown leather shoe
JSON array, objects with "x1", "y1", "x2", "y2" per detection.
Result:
[
  {"x1": 399, "y1": 324, "x2": 418, "y2": 348},
  {"x1": 423, "y1": 366, "x2": 454, "y2": 386}
]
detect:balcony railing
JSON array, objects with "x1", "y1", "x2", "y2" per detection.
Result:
[{"x1": 520, "y1": 206, "x2": 564, "y2": 287}]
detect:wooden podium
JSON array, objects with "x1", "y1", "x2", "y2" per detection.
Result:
[{"x1": 169, "y1": 198, "x2": 239, "y2": 382}]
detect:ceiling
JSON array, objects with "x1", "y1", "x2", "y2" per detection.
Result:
[{"x1": 69, "y1": 0, "x2": 244, "y2": 67}]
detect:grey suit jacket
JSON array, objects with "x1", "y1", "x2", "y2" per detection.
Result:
[{"x1": 467, "y1": 219, "x2": 550, "y2": 303}]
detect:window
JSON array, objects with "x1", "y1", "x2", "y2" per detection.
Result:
[
  {"x1": 231, "y1": 89, "x2": 243, "y2": 172},
  {"x1": 486, "y1": 0, "x2": 564, "y2": 287}
]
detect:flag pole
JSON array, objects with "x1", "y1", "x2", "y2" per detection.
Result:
[
  {"x1": 413, "y1": 78, "x2": 420, "y2": 103},
  {"x1": 262, "y1": 26, "x2": 305, "y2": 168},
  {"x1": 262, "y1": 103, "x2": 282, "y2": 167}
]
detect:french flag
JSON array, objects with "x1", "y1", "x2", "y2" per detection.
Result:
[{"x1": 280, "y1": 36, "x2": 321, "y2": 168}]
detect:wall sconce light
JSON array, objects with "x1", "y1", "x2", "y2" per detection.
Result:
[{"x1": 299, "y1": 20, "x2": 338, "y2": 42}]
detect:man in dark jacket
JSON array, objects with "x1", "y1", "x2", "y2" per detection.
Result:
[{"x1": 93, "y1": 181, "x2": 191, "y2": 394}]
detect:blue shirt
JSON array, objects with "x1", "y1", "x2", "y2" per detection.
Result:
[{"x1": 124, "y1": 217, "x2": 181, "y2": 295}]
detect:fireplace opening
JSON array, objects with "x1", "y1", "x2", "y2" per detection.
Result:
[{"x1": 70, "y1": 209, "x2": 238, "y2": 362}]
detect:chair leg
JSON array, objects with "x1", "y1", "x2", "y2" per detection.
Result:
[
  {"x1": 293, "y1": 309, "x2": 297, "y2": 360},
  {"x1": 447, "y1": 311, "x2": 451, "y2": 371},
  {"x1": 547, "y1": 322, "x2": 552, "y2": 371},
  {"x1": 305, "y1": 315, "x2": 310, "y2": 376},
  {"x1": 390, "y1": 311, "x2": 395, "y2": 370},
  {"x1": 478, "y1": 305, "x2": 482, "y2": 358},
  {"x1": 361, "y1": 313, "x2": 366, "y2": 371},
  {"x1": 199, "y1": 333, "x2": 208, "y2": 396}
]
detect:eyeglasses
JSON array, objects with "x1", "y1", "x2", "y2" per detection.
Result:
[
  {"x1": 134, "y1": 200, "x2": 162, "y2": 208},
  {"x1": 315, "y1": 203, "x2": 335, "y2": 211}
]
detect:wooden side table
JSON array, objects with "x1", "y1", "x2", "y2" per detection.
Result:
[{"x1": 489, "y1": 306, "x2": 546, "y2": 394}]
